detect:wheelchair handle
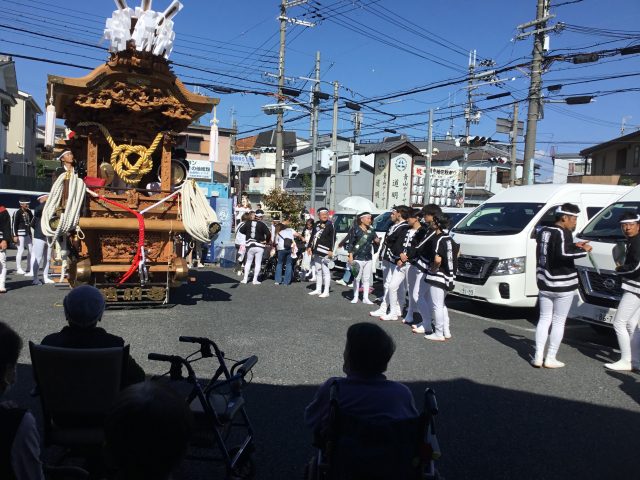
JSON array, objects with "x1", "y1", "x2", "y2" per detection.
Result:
[
  {"x1": 178, "y1": 336, "x2": 204, "y2": 344},
  {"x1": 148, "y1": 353, "x2": 181, "y2": 363},
  {"x1": 424, "y1": 388, "x2": 439, "y2": 415},
  {"x1": 237, "y1": 355, "x2": 258, "y2": 376}
]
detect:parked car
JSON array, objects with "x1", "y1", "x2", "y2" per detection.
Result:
[
  {"x1": 569, "y1": 185, "x2": 640, "y2": 330},
  {"x1": 450, "y1": 184, "x2": 632, "y2": 308}
]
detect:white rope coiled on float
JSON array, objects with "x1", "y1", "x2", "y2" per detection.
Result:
[
  {"x1": 41, "y1": 171, "x2": 87, "y2": 239},
  {"x1": 180, "y1": 180, "x2": 220, "y2": 244}
]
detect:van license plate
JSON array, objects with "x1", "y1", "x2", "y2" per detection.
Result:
[
  {"x1": 460, "y1": 286, "x2": 475, "y2": 297},
  {"x1": 597, "y1": 310, "x2": 615, "y2": 324}
]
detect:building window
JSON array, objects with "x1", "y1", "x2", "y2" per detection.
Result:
[
  {"x1": 615, "y1": 148, "x2": 626, "y2": 171},
  {"x1": 634, "y1": 146, "x2": 640, "y2": 168},
  {"x1": 186, "y1": 136, "x2": 203, "y2": 153}
]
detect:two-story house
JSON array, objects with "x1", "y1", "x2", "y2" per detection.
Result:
[
  {"x1": 235, "y1": 130, "x2": 303, "y2": 203},
  {"x1": 5, "y1": 90, "x2": 42, "y2": 178},
  {"x1": 0, "y1": 55, "x2": 18, "y2": 174},
  {"x1": 574, "y1": 130, "x2": 640, "y2": 185}
]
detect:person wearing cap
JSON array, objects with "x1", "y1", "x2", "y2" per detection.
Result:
[
  {"x1": 239, "y1": 209, "x2": 271, "y2": 285},
  {"x1": 41, "y1": 285, "x2": 145, "y2": 386},
  {"x1": 346, "y1": 212, "x2": 380, "y2": 304},
  {"x1": 369, "y1": 206, "x2": 410, "y2": 318},
  {"x1": 423, "y1": 213, "x2": 458, "y2": 342},
  {"x1": 28, "y1": 195, "x2": 54, "y2": 286},
  {"x1": 381, "y1": 208, "x2": 419, "y2": 321},
  {"x1": 0, "y1": 203, "x2": 11, "y2": 293},
  {"x1": 11, "y1": 198, "x2": 34, "y2": 276},
  {"x1": 532, "y1": 203, "x2": 591, "y2": 368},
  {"x1": 306, "y1": 207, "x2": 335, "y2": 298},
  {"x1": 606, "y1": 211, "x2": 640, "y2": 372}
]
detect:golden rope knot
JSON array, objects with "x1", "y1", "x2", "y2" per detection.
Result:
[{"x1": 77, "y1": 121, "x2": 164, "y2": 185}]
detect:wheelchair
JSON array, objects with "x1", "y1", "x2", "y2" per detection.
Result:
[
  {"x1": 149, "y1": 336, "x2": 258, "y2": 479},
  {"x1": 305, "y1": 384, "x2": 442, "y2": 480}
]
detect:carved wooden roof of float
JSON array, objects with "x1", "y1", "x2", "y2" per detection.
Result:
[{"x1": 48, "y1": 47, "x2": 218, "y2": 140}]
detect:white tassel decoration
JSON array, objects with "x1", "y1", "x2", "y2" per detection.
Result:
[
  {"x1": 44, "y1": 103, "x2": 56, "y2": 148},
  {"x1": 209, "y1": 107, "x2": 219, "y2": 163}
]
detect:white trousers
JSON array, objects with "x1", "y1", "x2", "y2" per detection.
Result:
[
  {"x1": 381, "y1": 259, "x2": 406, "y2": 310},
  {"x1": 302, "y1": 251, "x2": 315, "y2": 280},
  {"x1": 352, "y1": 259, "x2": 372, "y2": 301},
  {"x1": 535, "y1": 290, "x2": 574, "y2": 360},
  {"x1": 16, "y1": 235, "x2": 32, "y2": 272},
  {"x1": 612, "y1": 292, "x2": 640, "y2": 364},
  {"x1": 0, "y1": 249, "x2": 6, "y2": 289},
  {"x1": 313, "y1": 255, "x2": 331, "y2": 295},
  {"x1": 30, "y1": 238, "x2": 51, "y2": 281},
  {"x1": 407, "y1": 265, "x2": 430, "y2": 322},
  {"x1": 243, "y1": 246, "x2": 264, "y2": 283},
  {"x1": 428, "y1": 285, "x2": 450, "y2": 337},
  {"x1": 388, "y1": 263, "x2": 410, "y2": 316}
]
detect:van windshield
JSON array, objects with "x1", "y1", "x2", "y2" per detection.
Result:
[
  {"x1": 332, "y1": 214, "x2": 355, "y2": 233},
  {"x1": 373, "y1": 211, "x2": 392, "y2": 232},
  {"x1": 452, "y1": 202, "x2": 545, "y2": 235},
  {"x1": 579, "y1": 201, "x2": 640, "y2": 243}
]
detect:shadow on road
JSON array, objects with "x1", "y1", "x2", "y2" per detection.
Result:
[
  {"x1": 8, "y1": 362, "x2": 639, "y2": 480},
  {"x1": 447, "y1": 295, "x2": 539, "y2": 324}
]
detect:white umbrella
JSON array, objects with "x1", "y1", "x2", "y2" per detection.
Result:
[{"x1": 338, "y1": 196, "x2": 376, "y2": 212}]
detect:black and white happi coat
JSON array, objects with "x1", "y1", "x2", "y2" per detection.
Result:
[
  {"x1": 615, "y1": 233, "x2": 640, "y2": 296},
  {"x1": 381, "y1": 221, "x2": 410, "y2": 263},
  {"x1": 12, "y1": 208, "x2": 33, "y2": 238},
  {"x1": 424, "y1": 232, "x2": 457, "y2": 291},
  {"x1": 239, "y1": 220, "x2": 271, "y2": 248},
  {"x1": 307, "y1": 220, "x2": 335, "y2": 258},
  {"x1": 535, "y1": 225, "x2": 586, "y2": 293}
]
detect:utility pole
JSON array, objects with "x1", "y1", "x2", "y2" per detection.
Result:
[
  {"x1": 509, "y1": 102, "x2": 519, "y2": 186},
  {"x1": 522, "y1": 0, "x2": 550, "y2": 185},
  {"x1": 461, "y1": 50, "x2": 476, "y2": 208},
  {"x1": 274, "y1": 0, "x2": 313, "y2": 189},
  {"x1": 310, "y1": 51, "x2": 321, "y2": 214},
  {"x1": 348, "y1": 112, "x2": 362, "y2": 197},
  {"x1": 425, "y1": 108, "x2": 433, "y2": 204},
  {"x1": 275, "y1": 0, "x2": 287, "y2": 189},
  {"x1": 329, "y1": 81, "x2": 339, "y2": 212}
]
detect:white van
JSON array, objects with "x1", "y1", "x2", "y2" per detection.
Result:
[
  {"x1": 0, "y1": 189, "x2": 49, "y2": 231},
  {"x1": 569, "y1": 185, "x2": 640, "y2": 328},
  {"x1": 450, "y1": 184, "x2": 632, "y2": 308}
]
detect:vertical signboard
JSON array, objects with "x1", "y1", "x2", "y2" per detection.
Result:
[
  {"x1": 387, "y1": 153, "x2": 412, "y2": 208},
  {"x1": 372, "y1": 153, "x2": 389, "y2": 209},
  {"x1": 206, "y1": 197, "x2": 233, "y2": 265},
  {"x1": 411, "y1": 164, "x2": 425, "y2": 205}
]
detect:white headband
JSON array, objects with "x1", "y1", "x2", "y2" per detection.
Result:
[
  {"x1": 620, "y1": 215, "x2": 640, "y2": 224},
  {"x1": 555, "y1": 207, "x2": 578, "y2": 217}
]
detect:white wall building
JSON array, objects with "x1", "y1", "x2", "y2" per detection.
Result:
[
  {"x1": 0, "y1": 56, "x2": 18, "y2": 174},
  {"x1": 552, "y1": 152, "x2": 588, "y2": 184},
  {"x1": 6, "y1": 90, "x2": 42, "y2": 177}
]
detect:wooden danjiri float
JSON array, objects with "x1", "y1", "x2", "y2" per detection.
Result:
[{"x1": 42, "y1": 1, "x2": 220, "y2": 305}]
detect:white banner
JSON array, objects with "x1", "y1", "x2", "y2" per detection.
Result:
[
  {"x1": 387, "y1": 153, "x2": 412, "y2": 208},
  {"x1": 187, "y1": 159, "x2": 213, "y2": 181},
  {"x1": 373, "y1": 153, "x2": 389, "y2": 210}
]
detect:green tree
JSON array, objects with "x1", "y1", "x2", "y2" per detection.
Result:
[{"x1": 262, "y1": 188, "x2": 305, "y2": 229}]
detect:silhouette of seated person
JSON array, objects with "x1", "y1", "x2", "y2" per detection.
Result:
[
  {"x1": 41, "y1": 285, "x2": 145, "y2": 387},
  {"x1": 304, "y1": 322, "x2": 417, "y2": 435},
  {"x1": 0, "y1": 321, "x2": 45, "y2": 480},
  {"x1": 104, "y1": 381, "x2": 193, "y2": 480}
]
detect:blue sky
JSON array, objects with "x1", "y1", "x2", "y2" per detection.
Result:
[{"x1": 1, "y1": 0, "x2": 639, "y2": 180}]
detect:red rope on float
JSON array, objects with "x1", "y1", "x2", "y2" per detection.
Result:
[{"x1": 95, "y1": 196, "x2": 145, "y2": 285}]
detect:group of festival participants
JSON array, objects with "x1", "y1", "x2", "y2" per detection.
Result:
[{"x1": 236, "y1": 200, "x2": 640, "y2": 371}]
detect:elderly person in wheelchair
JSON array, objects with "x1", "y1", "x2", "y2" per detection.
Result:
[{"x1": 305, "y1": 322, "x2": 441, "y2": 480}]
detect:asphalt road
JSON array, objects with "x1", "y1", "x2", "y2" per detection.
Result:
[{"x1": 2, "y1": 252, "x2": 639, "y2": 480}]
